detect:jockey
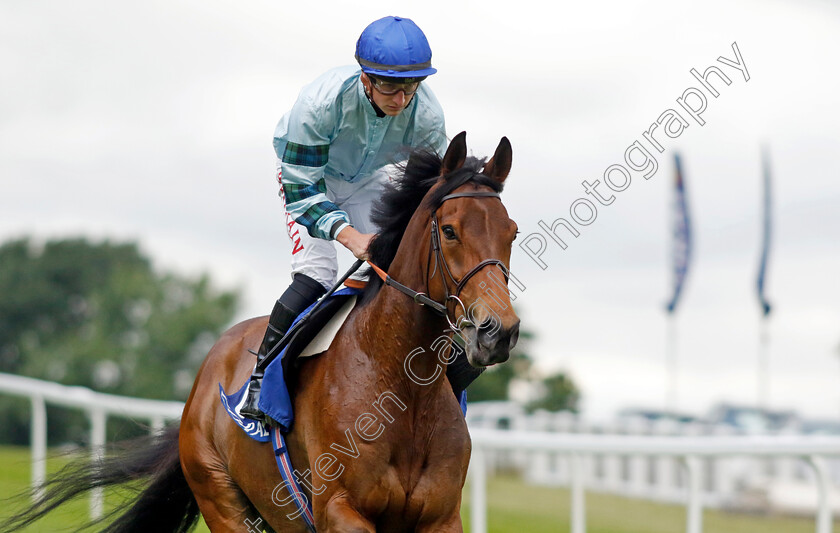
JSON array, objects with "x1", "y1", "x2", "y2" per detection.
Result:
[{"x1": 241, "y1": 16, "x2": 447, "y2": 419}]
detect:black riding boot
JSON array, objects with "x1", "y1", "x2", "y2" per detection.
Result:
[
  {"x1": 239, "y1": 300, "x2": 297, "y2": 420},
  {"x1": 240, "y1": 273, "x2": 327, "y2": 421}
]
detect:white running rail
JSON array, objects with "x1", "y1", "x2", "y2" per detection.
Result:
[
  {"x1": 3, "y1": 373, "x2": 839, "y2": 532},
  {"x1": 468, "y1": 428, "x2": 840, "y2": 533},
  {"x1": 0, "y1": 372, "x2": 184, "y2": 518}
]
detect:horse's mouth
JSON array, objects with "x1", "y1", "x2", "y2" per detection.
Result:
[{"x1": 458, "y1": 321, "x2": 519, "y2": 367}]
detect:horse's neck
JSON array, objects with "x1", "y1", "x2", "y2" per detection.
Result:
[
  {"x1": 357, "y1": 223, "x2": 448, "y2": 394},
  {"x1": 359, "y1": 288, "x2": 445, "y2": 380}
]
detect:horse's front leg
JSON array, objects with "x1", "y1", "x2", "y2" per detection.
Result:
[
  {"x1": 416, "y1": 510, "x2": 464, "y2": 533},
  {"x1": 317, "y1": 496, "x2": 375, "y2": 533}
]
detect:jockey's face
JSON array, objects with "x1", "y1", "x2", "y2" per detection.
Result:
[{"x1": 361, "y1": 73, "x2": 414, "y2": 116}]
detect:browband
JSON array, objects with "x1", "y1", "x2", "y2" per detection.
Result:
[{"x1": 439, "y1": 191, "x2": 500, "y2": 202}]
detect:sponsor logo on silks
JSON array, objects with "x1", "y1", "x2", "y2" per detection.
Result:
[
  {"x1": 277, "y1": 168, "x2": 305, "y2": 255},
  {"x1": 287, "y1": 219, "x2": 304, "y2": 255}
]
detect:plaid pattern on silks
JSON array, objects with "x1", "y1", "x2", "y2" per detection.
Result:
[
  {"x1": 282, "y1": 180, "x2": 328, "y2": 205},
  {"x1": 273, "y1": 65, "x2": 447, "y2": 241},
  {"x1": 282, "y1": 141, "x2": 329, "y2": 168},
  {"x1": 282, "y1": 179, "x2": 347, "y2": 239},
  {"x1": 295, "y1": 201, "x2": 344, "y2": 236}
]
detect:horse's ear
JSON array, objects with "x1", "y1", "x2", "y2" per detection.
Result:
[
  {"x1": 483, "y1": 137, "x2": 513, "y2": 183},
  {"x1": 440, "y1": 131, "x2": 467, "y2": 177}
]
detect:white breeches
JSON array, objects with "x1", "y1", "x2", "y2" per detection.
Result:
[{"x1": 277, "y1": 161, "x2": 396, "y2": 289}]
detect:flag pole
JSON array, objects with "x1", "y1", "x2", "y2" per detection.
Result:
[
  {"x1": 758, "y1": 318, "x2": 769, "y2": 410},
  {"x1": 666, "y1": 314, "x2": 678, "y2": 411}
]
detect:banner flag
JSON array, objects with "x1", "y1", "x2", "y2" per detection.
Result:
[
  {"x1": 666, "y1": 153, "x2": 692, "y2": 314},
  {"x1": 757, "y1": 148, "x2": 773, "y2": 316}
]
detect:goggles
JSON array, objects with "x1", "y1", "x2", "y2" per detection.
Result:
[{"x1": 369, "y1": 76, "x2": 421, "y2": 96}]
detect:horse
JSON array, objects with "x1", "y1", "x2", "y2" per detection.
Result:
[{"x1": 4, "y1": 132, "x2": 520, "y2": 533}]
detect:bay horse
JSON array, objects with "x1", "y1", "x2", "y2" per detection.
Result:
[{"x1": 3, "y1": 132, "x2": 519, "y2": 533}]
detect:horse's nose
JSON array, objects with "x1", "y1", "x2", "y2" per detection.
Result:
[
  {"x1": 478, "y1": 319, "x2": 520, "y2": 346},
  {"x1": 476, "y1": 319, "x2": 495, "y2": 349},
  {"x1": 477, "y1": 319, "x2": 520, "y2": 364}
]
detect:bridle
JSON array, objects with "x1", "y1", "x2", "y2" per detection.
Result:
[{"x1": 369, "y1": 188, "x2": 510, "y2": 333}]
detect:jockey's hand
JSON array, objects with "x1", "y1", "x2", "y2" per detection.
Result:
[{"x1": 336, "y1": 226, "x2": 375, "y2": 261}]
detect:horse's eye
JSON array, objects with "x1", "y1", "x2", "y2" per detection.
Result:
[{"x1": 442, "y1": 226, "x2": 457, "y2": 240}]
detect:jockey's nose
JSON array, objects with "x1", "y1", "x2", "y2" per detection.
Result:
[{"x1": 392, "y1": 91, "x2": 406, "y2": 106}]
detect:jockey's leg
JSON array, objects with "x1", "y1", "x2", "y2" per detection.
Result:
[
  {"x1": 240, "y1": 272, "x2": 326, "y2": 420},
  {"x1": 242, "y1": 162, "x2": 337, "y2": 420}
]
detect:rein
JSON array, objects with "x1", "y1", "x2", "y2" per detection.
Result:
[{"x1": 369, "y1": 188, "x2": 508, "y2": 332}]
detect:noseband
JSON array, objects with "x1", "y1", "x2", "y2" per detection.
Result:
[{"x1": 369, "y1": 188, "x2": 510, "y2": 333}]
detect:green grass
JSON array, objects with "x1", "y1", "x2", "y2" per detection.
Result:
[
  {"x1": 0, "y1": 446, "x2": 834, "y2": 532},
  {"x1": 0, "y1": 446, "x2": 211, "y2": 532}
]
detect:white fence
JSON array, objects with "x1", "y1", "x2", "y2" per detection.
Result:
[
  {"x1": 2, "y1": 373, "x2": 839, "y2": 533},
  {"x1": 469, "y1": 429, "x2": 840, "y2": 533},
  {"x1": 0, "y1": 372, "x2": 183, "y2": 517}
]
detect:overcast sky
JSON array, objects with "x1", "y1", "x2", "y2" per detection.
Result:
[{"x1": 2, "y1": 0, "x2": 839, "y2": 421}]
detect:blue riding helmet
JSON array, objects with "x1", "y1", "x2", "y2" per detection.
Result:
[{"x1": 355, "y1": 16, "x2": 437, "y2": 78}]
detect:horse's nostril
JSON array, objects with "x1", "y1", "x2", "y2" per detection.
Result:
[{"x1": 508, "y1": 324, "x2": 520, "y2": 350}]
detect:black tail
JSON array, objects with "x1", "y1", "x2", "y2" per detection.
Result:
[{"x1": 2, "y1": 425, "x2": 201, "y2": 533}]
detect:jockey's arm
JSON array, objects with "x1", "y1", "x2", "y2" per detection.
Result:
[{"x1": 335, "y1": 225, "x2": 375, "y2": 261}]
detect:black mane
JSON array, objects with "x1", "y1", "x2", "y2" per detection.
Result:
[{"x1": 360, "y1": 148, "x2": 504, "y2": 304}]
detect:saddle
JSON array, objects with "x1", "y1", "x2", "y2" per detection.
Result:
[{"x1": 277, "y1": 288, "x2": 359, "y2": 378}]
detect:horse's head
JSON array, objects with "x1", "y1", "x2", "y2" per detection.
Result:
[{"x1": 424, "y1": 132, "x2": 521, "y2": 367}]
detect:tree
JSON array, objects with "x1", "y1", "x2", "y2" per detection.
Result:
[
  {"x1": 526, "y1": 372, "x2": 581, "y2": 413},
  {"x1": 0, "y1": 237, "x2": 239, "y2": 444}
]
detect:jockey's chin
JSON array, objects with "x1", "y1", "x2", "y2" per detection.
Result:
[{"x1": 459, "y1": 320, "x2": 519, "y2": 368}]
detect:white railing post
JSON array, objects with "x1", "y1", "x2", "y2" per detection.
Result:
[
  {"x1": 570, "y1": 453, "x2": 586, "y2": 533},
  {"x1": 30, "y1": 394, "x2": 47, "y2": 502},
  {"x1": 470, "y1": 444, "x2": 487, "y2": 533},
  {"x1": 683, "y1": 456, "x2": 703, "y2": 533},
  {"x1": 654, "y1": 419, "x2": 676, "y2": 501},
  {"x1": 807, "y1": 455, "x2": 833, "y2": 533},
  {"x1": 150, "y1": 415, "x2": 165, "y2": 435},
  {"x1": 602, "y1": 421, "x2": 622, "y2": 493},
  {"x1": 89, "y1": 406, "x2": 107, "y2": 520}
]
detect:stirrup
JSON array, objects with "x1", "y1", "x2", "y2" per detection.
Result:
[{"x1": 240, "y1": 372, "x2": 265, "y2": 421}]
